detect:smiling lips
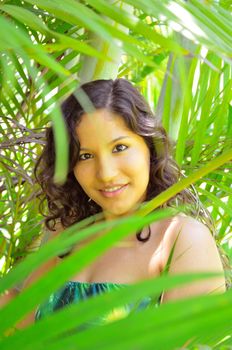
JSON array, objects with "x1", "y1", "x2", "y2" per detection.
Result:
[{"x1": 100, "y1": 184, "x2": 128, "y2": 198}]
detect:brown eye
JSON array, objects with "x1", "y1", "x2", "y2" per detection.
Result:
[
  {"x1": 113, "y1": 144, "x2": 128, "y2": 153},
  {"x1": 79, "y1": 153, "x2": 93, "y2": 161}
]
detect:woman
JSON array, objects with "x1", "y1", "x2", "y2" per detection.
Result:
[
  {"x1": 5, "y1": 79, "x2": 225, "y2": 328},
  {"x1": 32, "y1": 78, "x2": 226, "y2": 323}
]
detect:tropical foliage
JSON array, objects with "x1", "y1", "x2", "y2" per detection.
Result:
[{"x1": 0, "y1": 0, "x2": 232, "y2": 349}]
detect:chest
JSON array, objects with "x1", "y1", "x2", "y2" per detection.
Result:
[{"x1": 68, "y1": 223, "x2": 166, "y2": 284}]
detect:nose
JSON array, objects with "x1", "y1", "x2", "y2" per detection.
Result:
[{"x1": 96, "y1": 155, "x2": 118, "y2": 183}]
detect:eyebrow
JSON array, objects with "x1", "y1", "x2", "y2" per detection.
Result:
[{"x1": 79, "y1": 136, "x2": 131, "y2": 151}]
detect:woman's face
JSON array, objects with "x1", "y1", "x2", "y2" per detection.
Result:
[{"x1": 73, "y1": 109, "x2": 150, "y2": 220}]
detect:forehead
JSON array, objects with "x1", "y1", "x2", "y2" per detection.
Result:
[{"x1": 75, "y1": 109, "x2": 135, "y2": 145}]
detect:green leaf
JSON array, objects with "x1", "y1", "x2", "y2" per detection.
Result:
[{"x1": 0, "y1": 208, "x2": 177, "y2": 333}]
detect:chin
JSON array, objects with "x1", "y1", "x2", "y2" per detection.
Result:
[{"x1": 104, "y1": 205, "x2": 136, "y2": 219}]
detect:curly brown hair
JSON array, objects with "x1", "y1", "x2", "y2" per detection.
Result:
[{"x1": 35, "y1": 79, "x2": 210, "y2": 233}]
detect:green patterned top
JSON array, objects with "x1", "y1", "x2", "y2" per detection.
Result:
[{"x1": 35, "y1": 280, "x2": 160, "y2": 326}]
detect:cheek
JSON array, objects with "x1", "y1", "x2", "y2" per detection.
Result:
[
  {"x1": 73, "y1": 165, "x2": 90, "y2": 188},
  {"x1": 124, "y1": 148, "x2": 150, "y2": 173}
]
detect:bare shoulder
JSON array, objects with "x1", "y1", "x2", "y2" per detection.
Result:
[
  {"x1": 159, "y1": 214, "x2": 226, "y2": 301},
  {"x1": 160, "y1": 213, "x2": 224, "y2": 276},
  {"x1": 41, "y1": 221, "x2": 64, "y2": 245},
  {"x1": 162, "y1": 213, "x2": 213, "y2": 245}
]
